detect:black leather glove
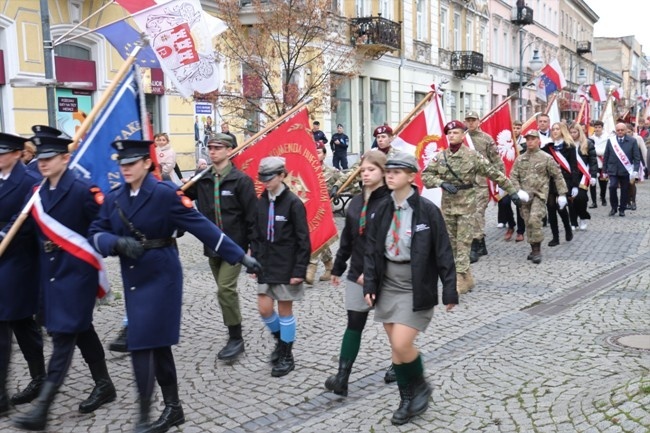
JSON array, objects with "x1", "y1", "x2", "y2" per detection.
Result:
[
  {"x1": 510, "y1": 192, "x2": 521, "y2": 207},
  {"x1": 114, "y1": 237, "x2": 144, "y2": 260},
  {"x1": 241, "y1": 255, "x2": 263, "y2": 274},
  {"x1": 329, "y1": 185, "x2": 339, "y2": 198},
  {"x1": 440, "y1": 182, "x2": 459, "y2": 194}
]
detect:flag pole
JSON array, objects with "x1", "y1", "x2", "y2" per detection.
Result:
[
  {"x1": 575, "y1": 98, "x2": 587, "y2": 125},
  {"x1": 53, "y1": 0, "x2": 116, "y2": 46},
  {"x1": 0, "y1": 44, "x2": 144, "y2": 257},
  {"x1": 480, "y1": 96, "x2": 513, "y2": 124},
  {"x1": 181, "y1": 97, "x2": 314, "y2": 191},
  {"x1": 544, "y1": 93, "x2": 557, "y2": 115},
  {"x1": 599, "y1": 96, "x2": 611, "y2": 122},
  {"x1": 336, "y1": 90, "x2": 435, "y2": 195}
]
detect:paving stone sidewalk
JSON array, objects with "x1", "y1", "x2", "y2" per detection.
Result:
[{"x1": 2, "y1": 183, "x2": 649, "y2": 432}]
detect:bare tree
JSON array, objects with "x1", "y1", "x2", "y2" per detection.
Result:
[{"x1": 207, "y1": 0, "x2": 359, "y2": 132}]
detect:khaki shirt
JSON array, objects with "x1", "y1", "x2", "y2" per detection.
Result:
[{"x1": 469, "y1": 128, "x2": 504, "y2": 187}]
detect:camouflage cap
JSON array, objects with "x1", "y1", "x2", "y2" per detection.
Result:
[
  {"x1": 465, "y1": 111, "x2": 480, "y2": 119},
  {"x1": 524, "y1": 130, "x2": 540, "y2": 138}
]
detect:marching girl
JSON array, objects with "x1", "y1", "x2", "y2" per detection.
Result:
[
  {"x1": 363, "y1": 152, "x2": 457, "y2": 425},
  {"x1": 325, "y1": 151, "x2": 393, "y2": 397}
]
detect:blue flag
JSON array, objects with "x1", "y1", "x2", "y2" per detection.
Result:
[
  {"x1": 70, "y1": 67, "x2": 144, "y2": 192},
  {"x1": 95, "y1": 20, "x2": 160, "y2": 68}
]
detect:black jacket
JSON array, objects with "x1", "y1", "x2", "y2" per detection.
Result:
[
  {"x1": 364, "y1": 187, "x2": 457, "y2": 311},
  {"x1": 330, "y1": 133, "x2": 349, "y2": 154},
  {"x1": 543, "y1": 142, "x2": 582, "y2": 194},
  {"x1": 251, "y1": 185, "x2": 311, "y2": 284},
  {"x1": 184, "y1": 164, "x2": 258, "y2": 255},
  {"x1": 580, "y1": 139, "x2": 598, "y2": 178},
  {"x1": 603, "y1": 135, "x2": 641, "y2": 176},
  {"x1": 332, "y1": 186, "x2": 390, "y2": 283},
  {"x1": 313, "y1": 130, "x2": 328, "y2": 145}
]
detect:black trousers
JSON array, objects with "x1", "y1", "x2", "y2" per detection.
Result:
[
  {"x1": 547, "y1": 191, "x2": 571, "y2": 240},
  {"x1": 609, "y1": 175, "x2": 630, "y2": 212},
  {"x1": 0, "y1": 318, "x2": 44, "y2": 390},
  {"x1": 497, "y1": 196, "x2": 525, "y2": 234},
  {"x1": 47, "y1": 325, "x2": 105, "y2": 387},
  {"x1": 590, "y1": 178, "x2": 608, "y2": 204},
  {"x1": 570, "y1": 189, "x2": 591, "y2": 226},
  {"x1": 131, "y1": 347, "x2": 177, "y2": 403},
  {"x1": 332, "y1": 152, "x2": 348, "y2": 170}
]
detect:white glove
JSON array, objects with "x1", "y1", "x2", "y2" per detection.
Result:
[
  {"x1": 571, "y1": 187, "x2": 578, "y2": 198},
  {"x1": 557, "y1": 195, "x2": 568, "y2": 209},
  {"x1": 589, "y1": 178, "x2": 597, "y2": 186},
  {"x1": 517, "y1": 190, "x2": 530, "y2": 203},
  {"x1": 630, "y1": 171, "x2": 638, "y2": 181},
  {"x1": 497, "y1": 187, "x2": 505, "y2": 196}
]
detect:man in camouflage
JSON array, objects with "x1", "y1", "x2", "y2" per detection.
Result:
[
  {"x1": 465, "y1": 111, "x2": 505, "y2": 263},
  {"x1": 510, "y1": 130, "x2": 569, "y2": 263},
  {"x1": 307, "y1": 142, "x2": 341, "y2": 284},
  {"x1": 421, "y1": 120, "x2": 520, "y2": 294},
  {"x1": 330, "y1": 125, "x2": 398, "y2": 197}
]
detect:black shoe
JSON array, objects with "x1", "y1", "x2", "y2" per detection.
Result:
[
  {"x1": 391, "y1": 383, "x2": 413, "y2": 425},
  {"x1": 619, "y1": 210, "x2": 625, "y2": 217},
  {"x1": 565, "y1": 230, "x2": 573, "y2": 242},
  {"x1": 548, "y1": 238, "x2": 559, "y2": 247},
  {"x1": 79, "y1": 361, "x2": 116, "y2": 413},
  {"x1": 0, "y1": 391, "x2": 8, "y2": 417},
  {"x1": 602, "y1": 199, "x2": 607, "y2": 206},
  {"x1": 108, "y1": 326, "x2": 128, "y2": 353},
  {"x1": 408, "y1": 375, "x2": 432, "y2": 418},
  {"x1": 325, "y1": 359, "x2": 353, "y2": 396},
  {"x1": 589, "y1": 203, "x2": 597, "y2": 209},
  {"x1": 630, "y1": 202, "x2": 637, "y2": 211},
  {"x1": 217, "y1": 338, "x2": 245, "y2": 361},
  {"x1": 384, "y1": 365, "x2": 397, "y2": 384},
  {"x1": 271, "y1": 341, "x2": 295, "y2": 377},
  {"x1": 149, "y1": 385, "x2": 185, "y2": 432},
  {"x1": 469, "y1": 239, "x2": 480, "y2": 264},
  {"x1": 11, "y1": 360, "x2": 46, "y2": 406},
  {"x1": 478, "y1": 238, "x2": 488, "y2": 256},
  {"x1": 609, "y1": 209, "x2": 616, "y2": 216},
  {"x1": 134, "y1": 398, "x2": 151, "y2": 433},
  {"x1": 13, "y1": 381, "x2": 57, "y2": 431}
]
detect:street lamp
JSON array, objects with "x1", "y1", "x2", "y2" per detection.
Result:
[{"x1": 518, "y1": 29, "x2": 543, "y2": 121}]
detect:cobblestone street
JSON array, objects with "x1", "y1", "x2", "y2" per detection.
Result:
[{"x1": 2, "y1": 184, "x2": 649, "y2": 433}]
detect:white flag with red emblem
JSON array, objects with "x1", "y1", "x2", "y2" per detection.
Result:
[
  {"x1": 480, "y1": 102, "x2": 516, "y2": 177},
  {"x1": 391, "y1": 86, "x2": 449, "y2": 205},
  {"x1": 130, "y1": 0, "x2": 227, "y2": 98}
]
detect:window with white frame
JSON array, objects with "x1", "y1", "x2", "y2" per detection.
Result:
[
  {"x1": 379, "y1": 0, "x2": 392, "y2": 20},
  {"x1": 453, "y1": 13, "x2": 461, "y2": 50},
  {"x1": 466, "y1": 18, "x2": 473, "y2": 50},
  {"x1": 480, "y1": 24, "x2": 487, "y2": 54},
  {"x1": 356, "y1": 0, "x2": 370, "y2": 17},
  {"x1": 370, "y1": 79, "x2": 388, "y2": 130},
  {"x1": 440, "y1": 8, "x2": 448, "y2": 49},
  {"x1": 493, "y1": 27, "x2": 499, "y2": 63},
  {"x1": 416, "y1": 0, "x2": 427, "y2": 41}
]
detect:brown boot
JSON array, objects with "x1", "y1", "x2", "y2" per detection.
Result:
[
  {"x1": 305, "y1": 264, "x2": 316, "y2": 285},
  {"x1": 504, "y1": 227, "x2": 514, "y2": 241},
  {"x1": 319, "y1": 260, "x2": 333, "y2": 281},
  {"x1": 531, "y1": 242, "x2": 542, "y2": 264},
  {"x1": 465, "y1": 269, "x2": 476, "y2": 291},
  {"x1": 456, "y1": 273, "x2": 469, "y2": 294}
]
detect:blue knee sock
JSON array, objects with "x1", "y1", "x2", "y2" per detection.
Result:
[
  {"x1": 261, "y1": 311, "x2": 280, "y2": 334},
  {"x1": 279, "y1": 315, "x2": 296, "y2": 343}
]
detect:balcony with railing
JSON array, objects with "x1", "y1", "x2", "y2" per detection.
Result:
[
  {"x1": 451, "y1": 51, "x2": 483, "y2": 79},
  {"x1": 577, "y1": 41, "x2": 592, "y2": 55},
  {"x1": 349, "y1": 15, "x2": 401, "y2": 59}
]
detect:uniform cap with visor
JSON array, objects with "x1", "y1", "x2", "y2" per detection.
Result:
[
  {"x1": 207, "y1": 133, "x2": 235, "y2": 149},
  {"x1": 258, "y1": 156, "x2": 286, "y2": 181},
  {"x1": 385, "y1": 152, "x2": 418, "y2": 172},
  {"x1": 111, "y1": 140, "x2": 154, "y2": 165},
  {"x1": 0, "y1": 133, "x2": 28, "y2": 154},
  {"x1": 33, "y1": 136, "x2": 73, "y2": 159}
]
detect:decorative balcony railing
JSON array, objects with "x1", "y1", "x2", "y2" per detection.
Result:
[
  {"x1": 350, "y1": 15, "x2": 401, "y2": 59},
  {"x1": 451, "y1": 51, "x2": 484, "y2": 79}
]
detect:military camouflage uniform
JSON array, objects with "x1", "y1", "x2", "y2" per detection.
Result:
[
  {"x1": 509, "y1": 147, "x2": 568, "y2": 244},
  {"x1": 311, "y1": 163, "x2": 342, "y2": 267},
  {"x1": 469, "y1": 128, "x2": 504, "y2": 240},
  {"x1": 421, "y1": 145, "x2": 515, "y2": 274}
]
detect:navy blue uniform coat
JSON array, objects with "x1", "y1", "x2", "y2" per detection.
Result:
[
  {"x1": 0, "y1": 162, "x2": 42, "y2": 321},
  {"x1": 89, "y1": 174, "x2": 245, "y2": 350}
]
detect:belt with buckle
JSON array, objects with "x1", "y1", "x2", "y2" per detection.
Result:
[
  {"x1": 43, "y1": 240, "x2": 62, "y2": 253},
  {"x1": 141, "y1": 238, "x2": 176, "y2": 250}
]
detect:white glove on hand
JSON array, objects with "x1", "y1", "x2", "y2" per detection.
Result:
[
  {"x1": 557, "y1": 195, "x2": 568, "y2": 209},
  {"x1": 571, "y1": 187, "x2": 578, "y2": 198},
  {"x1": 497, "y1": 187, "x2": 505, "y2": 196},
  {"x1": 589, "y1": 178, "x2": 597, "y2": 186},
  {"x1": 630, "y1": 171, "x2": 638, "y2": 181},
  {"x1": 517, "y1": 190, "x2": 530, "y2": 203}
]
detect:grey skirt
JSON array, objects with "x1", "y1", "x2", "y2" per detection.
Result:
[
  {"x1": 374, "y1": 261, "x2": 433, "y2": 332},
  {"x1": 345, "y1": 280, "x2": 372, "y2": 312},
  {"x1": 258, "y1": 283, "x2": 305, "y2": 301}
]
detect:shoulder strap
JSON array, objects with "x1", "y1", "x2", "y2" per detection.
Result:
[
  {"x1": 114, "y1": 200, "x2": 147, "y2": 241},
  {"x1": 443, "y1": 151, "x2": 464, "y2": 183}
]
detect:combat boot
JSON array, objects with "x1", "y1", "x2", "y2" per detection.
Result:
[
  {"x1": 456, "y1": 273, "x2": 470, "y2": 294},
  {"x1": 391, "y1": 382, "x2": 413, "y2": 425},
  {"x1": 383, "y1": 364, "x2": 396, "y2": 384},
  {"x1": 319, "y1": 260, "x2": 333, "y2": 281},
  {"x1": 79, "y1": 360, "x2": 116, "y2": 413},
  {"x1": 269, "y1": 331, "x2": 281, "y2": 365},
  {"x1": 148, "y1": 384, "x2": 185, "y2": 432},
  {"x1": 305, "y1": 264, "x2": 317, "y2": 285},
  {"x1": 0, "y1": 363, "x2": 8, "y2": 417},
  {"x1": 11, "y1": 359, "x2": 46, "y2": 405},
  {"x1": 530, "y1": 243, "x2": 542, "y2": 264},
  {"x1": 217, "y1": 324, "x2": 245, "y2": 361},
  {"x1": 271, "y1": 341, "x2": 295, "y2": 377},
  {"x1": 469, "y1": 239, "x2": 480, "y2": 263},
  {"x1": 324, "y1": 359, "x2": 353, "y2": 396},
  {"x1": 478, "y1": 237, "x2": 488, "y2": 256},
  {"x1": 13, "y1": 381, "x2": 57, "y2": 431},
  {"x1": 465, "y1": 269, "x2": 476, "y2": 291},
  {"x1": 408, "y1": 374, "x2": 432, "y2": 418},
  {"x1": 527, "y1": 244, "x2": 534, "y2": 261}
]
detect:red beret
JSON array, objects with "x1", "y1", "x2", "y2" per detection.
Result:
[
  {"x1": 373, "y1": 125, "x2": 393, "y2": 137},
  {"x1": 315, "y1": 140, "x2": 326, "y2": 150},
  {"x1": 444, "y1": 120, "x2": 467, "y2": 134}
]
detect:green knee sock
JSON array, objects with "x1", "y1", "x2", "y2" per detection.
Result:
[
  {"x1": 339, "y1": 329, "x2": 362, "y2": 362},
  {"x1": 395, "y1": 353, "x2": 423, "y2": 386}
]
